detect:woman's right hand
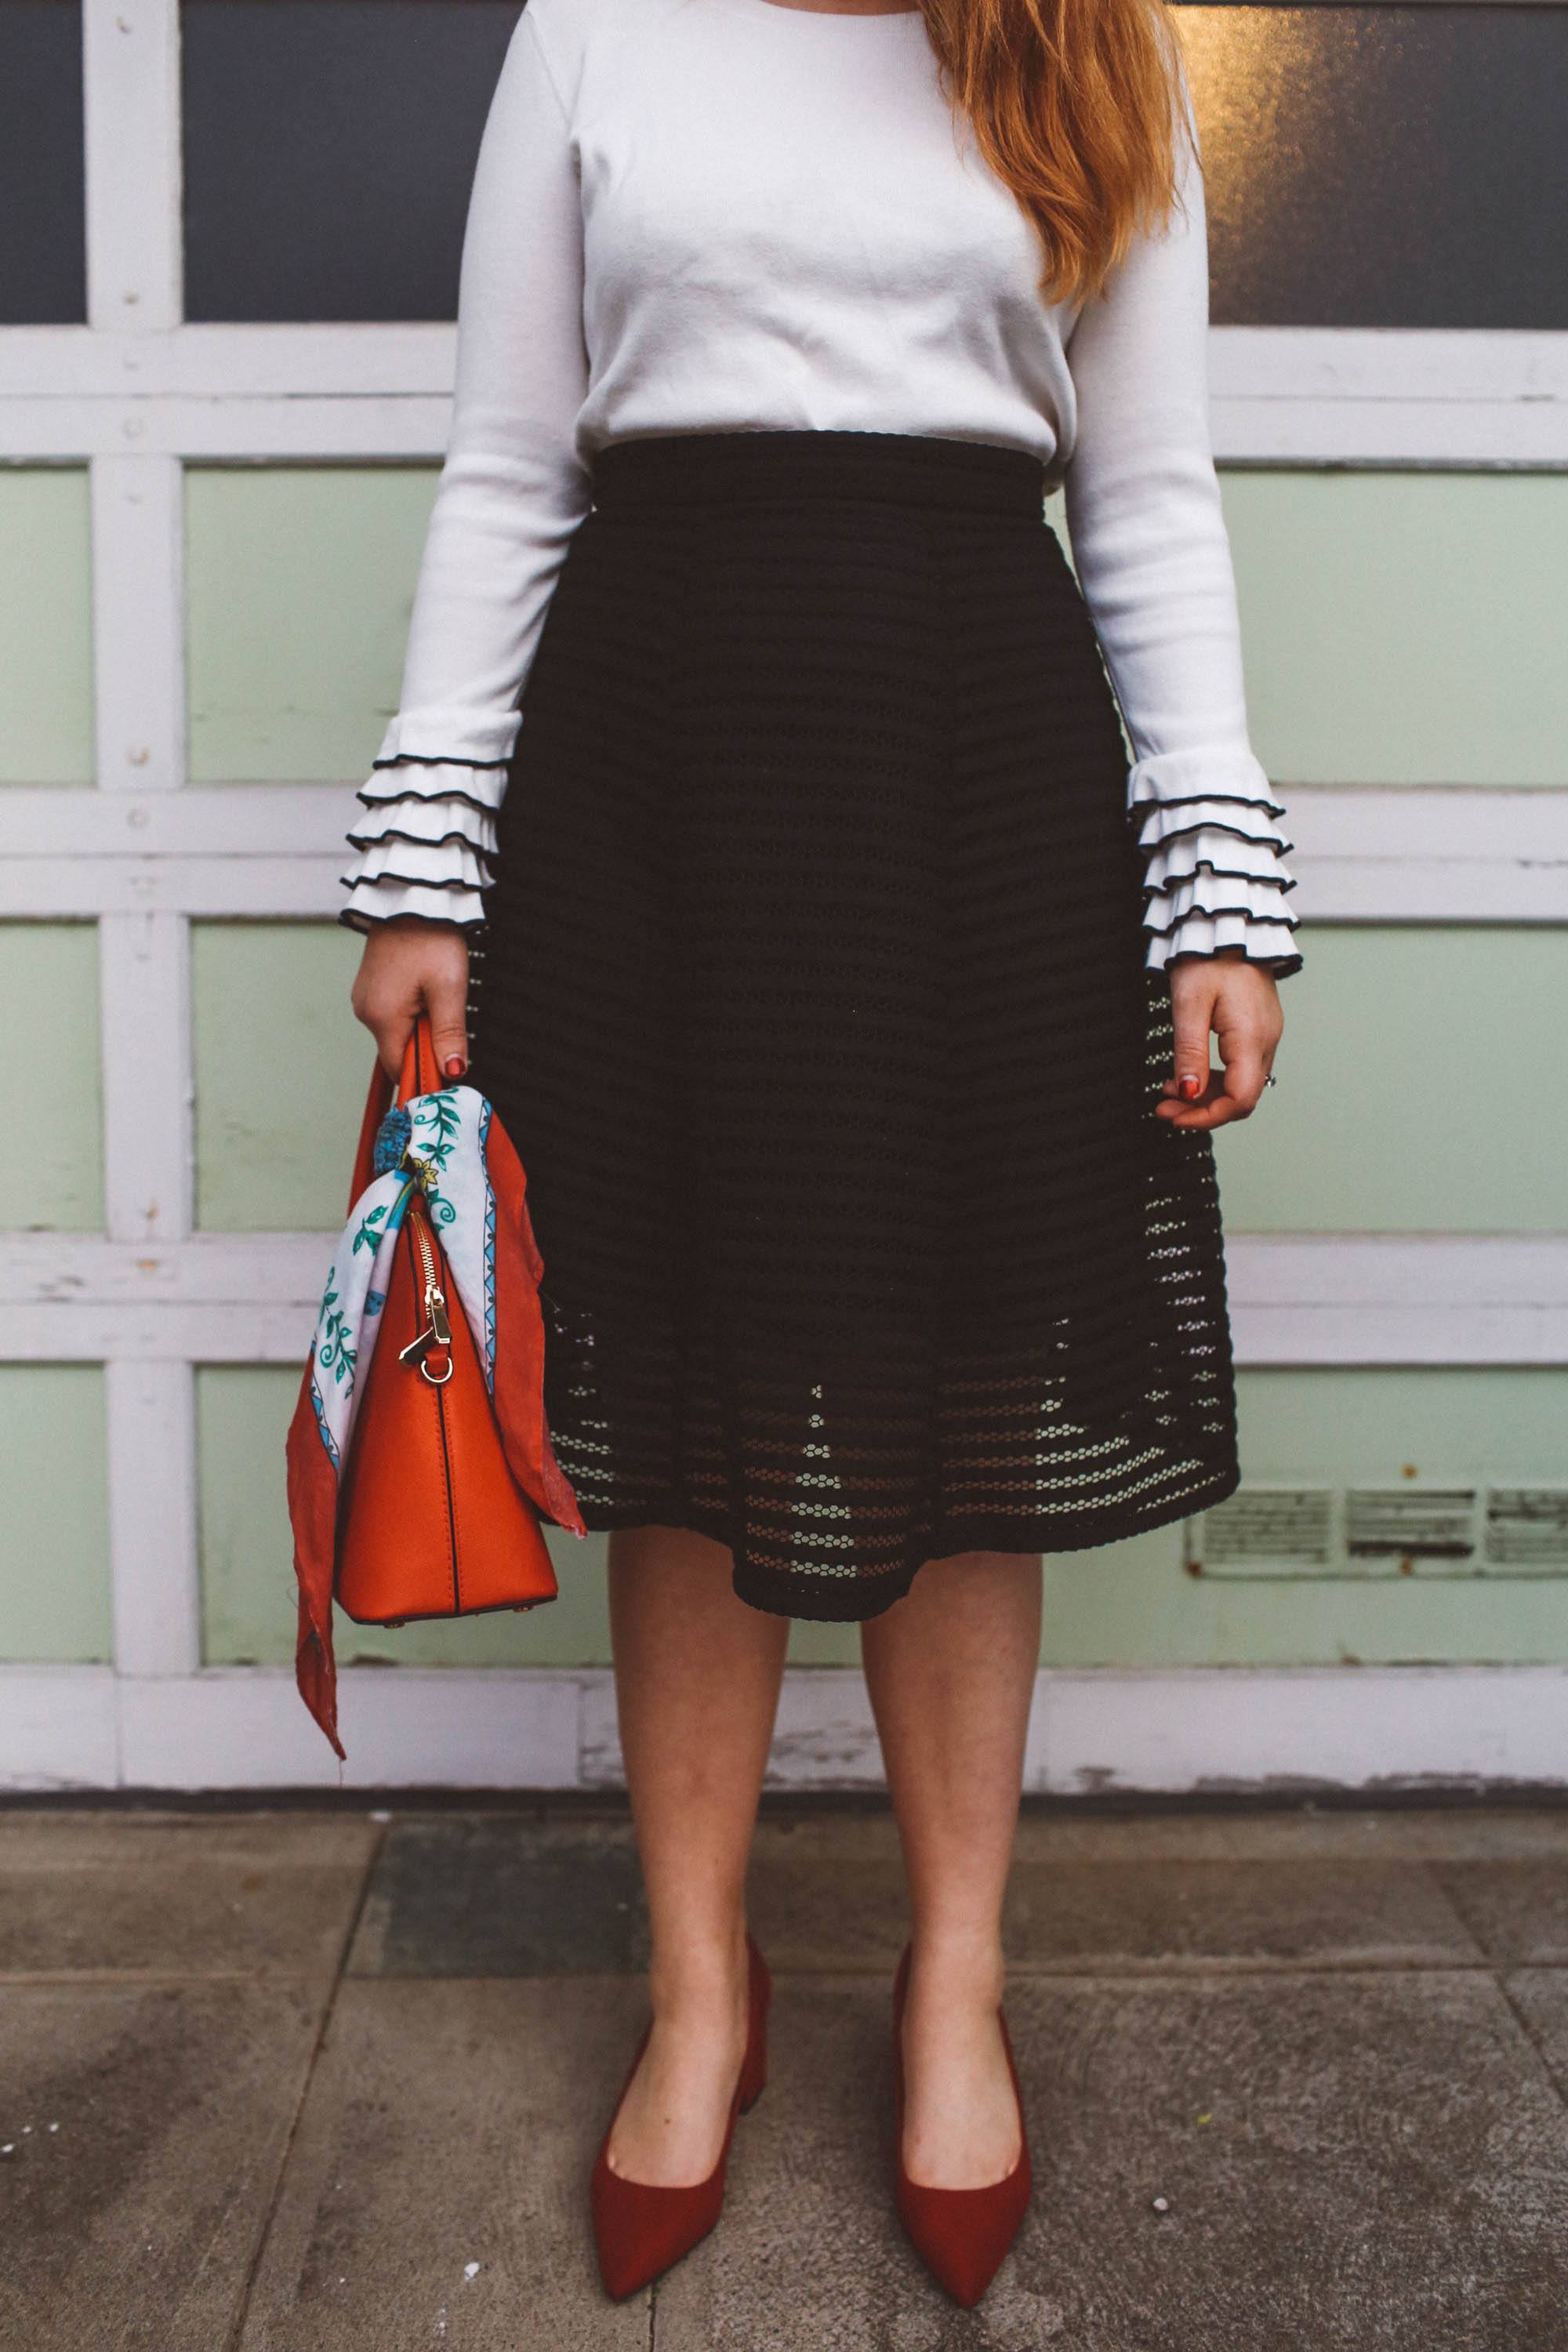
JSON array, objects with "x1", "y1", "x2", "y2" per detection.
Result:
[{"x1": 350, "y1": 917, "x2": 470, "y2": 1081}]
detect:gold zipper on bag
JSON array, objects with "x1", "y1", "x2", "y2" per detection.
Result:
[{"x1": 397, "y1": 1205, "x2": 454, "y2": 1385}]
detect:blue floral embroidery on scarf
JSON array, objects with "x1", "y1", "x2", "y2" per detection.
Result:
[
  {"x1": 317, "y1": 1280, "x2": 357, "y2": 1388},
  {"x1": 372, "y1": 1105, "x2": 412, "y2": 1176},
  {"x1": 352, "y1": 1203, "x2": 390, "y2": 1254}
]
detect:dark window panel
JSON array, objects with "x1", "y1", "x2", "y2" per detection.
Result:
[
  {"x1": 180, "y1": 0, "x2": 521, "y2": 324},
  {"x1": 1179, "y1": 5, "x2": 1568, "y2": 329},
  {"x1": 0, "y1": 2, "x2": 85, "y2": 326},
  {"x1": 178, "y1": 0, "x2": 1568, "y2": 331}
]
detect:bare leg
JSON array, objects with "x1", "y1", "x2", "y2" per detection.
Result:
[
  {"x1": 860, "y1": 1548, "x2": 1042, "y2": 2188},
  {"x1": 604, "y1": 1523, "x2": 789, "y2": 2185}
]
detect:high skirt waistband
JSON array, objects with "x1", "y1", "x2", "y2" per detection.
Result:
[{"x1": 588, "y1": 428, "x2": 1047, "y2": 518}]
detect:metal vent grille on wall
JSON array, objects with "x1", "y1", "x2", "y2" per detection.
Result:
[{"x1": 1189, "y1": 1485, "x2": 1568, "y2": 1578}]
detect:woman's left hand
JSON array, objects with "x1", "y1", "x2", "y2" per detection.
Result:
[{"x1": 1156, "y1": 950, "x2": 1284, "y2": 1130}]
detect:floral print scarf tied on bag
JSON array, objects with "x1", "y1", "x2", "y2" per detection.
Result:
[{"x1": 286, "y1": 1073, "x2": 586, "y2": 1760}]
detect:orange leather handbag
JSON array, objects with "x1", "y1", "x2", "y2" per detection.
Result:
[
  {"x1": 286, "y1": 1016, "x2": 585, "y2": 1758},
  {"x1": 335, "y1": 1021, "x2": 560, "y2": 1627}
]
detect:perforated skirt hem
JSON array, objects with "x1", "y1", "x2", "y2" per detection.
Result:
[
  {"x1": 466, "y1": 427, "x2": 1243, "y2": 1625},
  {"x1": 551, "y1": 1461, "x2": 1244, "y2": 1621}
]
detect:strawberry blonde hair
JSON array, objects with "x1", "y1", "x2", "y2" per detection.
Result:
[{"x1": 917, "y1": 0, "x2": 1193, "y2": 307}]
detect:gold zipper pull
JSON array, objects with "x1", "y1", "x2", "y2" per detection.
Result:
[
  {"x1": 398, "y1": 1206, "x2": 455, "y2": 1381},
  {"x1": 398, "y1": 1318, "x2": 453, "y2": 1384}
]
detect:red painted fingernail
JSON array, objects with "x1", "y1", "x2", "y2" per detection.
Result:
[
  {"x1": 1180, "y1": 1074, "x2": 1202, "y2": 1098},
  {"x1": 444, "y1": 1056, "x2": 466, "y2": 1080}
]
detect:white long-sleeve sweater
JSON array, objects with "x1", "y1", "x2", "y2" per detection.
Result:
[{"x1": 343, "y1": 0, "x2": 1301, "y2": 978}]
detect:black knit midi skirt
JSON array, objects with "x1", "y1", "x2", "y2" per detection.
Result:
[{"x1": 466, "y1": 428, "x2": 1242, "y2": 1621}]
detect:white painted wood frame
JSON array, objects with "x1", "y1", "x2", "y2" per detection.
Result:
[
  {"x1": 5, "y1": 325, "x2": 1568, "y2": 466},
  {"x1": 0, "y1": 0, "x2": 1562, "y2": 1795},
  {"x1": 3, "y1": 1662, "x2": 1568, "y2": 1798}
]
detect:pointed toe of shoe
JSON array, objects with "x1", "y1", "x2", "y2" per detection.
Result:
[
  {"x1": 591, "y1": 2159, "x2": 723, "y2": 2300},
  {"x1": 895, "y1": 2148, "x2": 1033, "y2": 2307}
]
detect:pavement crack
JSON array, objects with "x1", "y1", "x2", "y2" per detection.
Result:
[
  {"x1": 220, "y1": 1812, "x2": 392, "y2": 2352},
  {"x1": 1494, "y1": 1965, "x2": 1568, "y2": 2109}
]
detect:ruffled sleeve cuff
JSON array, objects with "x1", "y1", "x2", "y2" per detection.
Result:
[
  {"x1": 1127, "y1": 749, "x2": 1303, "y2": 982},
  {"x1": 1156, "y1": 910, "x2": 1304, "y2": 980},
  {"x1": 340, "y1": 837, "x2": 491, "y2": 927},
  {"x1": 339, "y1": 877, "x2": 488, "y2": 935},
  {"x1": 341, "y1": 730, "x2": 514, "y2": 934}
]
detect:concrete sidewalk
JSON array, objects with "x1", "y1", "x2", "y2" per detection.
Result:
[{"x1": 4, "y1": 1798, "x2": 1568, "y2": 2350}]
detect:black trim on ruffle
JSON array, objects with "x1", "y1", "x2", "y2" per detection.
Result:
[
  {"x1": 1129, "y1": 789, "x2": 1287, "y2": 817},
  {"x1": 338, "y1": 906, "x2": 484, "y2": 938},
  {"x1": 1165, "y1": 946, "x2": 1305, "y2": 982},
  {"x1": 357, "y1": 782, "x2": 500, "y2": 818},
  {"x1": 1142, "y1": 901, "x2": 1301, "y2": 942},
  {"x1": 1138, "y1": 825, "x2": 1295, "y2": 861},
  {"x1": 370, "y1": 751, "x2": 514, "y2": 771},
  {"x1": 347, "y1": 823, "x2": 497, "y2": 861},
  {"x1": 1142, "y1": 861, "x2": 1297, "y2": 902},
  {"x1": 338, "y1": 866, "x2": 492, "y2": 895},
  {"x1": 1136, "y1": 821, "x2": 1296, "y2": 862}
]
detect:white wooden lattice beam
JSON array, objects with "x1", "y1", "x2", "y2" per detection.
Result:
[
  {"x1": 1, "y1": 1235, "x2": 1563, "y2": 1367},
  {"x1": 4, "y1": 326, "x2": 1568, "y2": 464},
  {"x1": 82, "y1": 0, "x2": 182, "y2": 338},
  {"x1": 81, "y1": 0, "x2": 202, "y2": 1682},
  {"x1": 1, "y1": 787, "x2": 1565, "y2": 920}
]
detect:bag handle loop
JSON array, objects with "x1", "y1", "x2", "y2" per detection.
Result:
[
  {"x1": 347, "y1": 1012, "x2": 445, "y2": 1213},
  {"x1": 396, "y1": 1012, "x2": 440, "y2": 1109}
]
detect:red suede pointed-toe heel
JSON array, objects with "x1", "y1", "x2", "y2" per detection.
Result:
[
  {"x1": 590, "y1": 1933, "x2": 771, "y2": 2300},
  {"x1": 891, "y1": 1942, "x2": 1033, "y2": 2308}
]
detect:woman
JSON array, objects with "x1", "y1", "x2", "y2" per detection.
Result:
[{"x1": 343, "y1": 0, "x2": 1298, "y2": 2307}]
